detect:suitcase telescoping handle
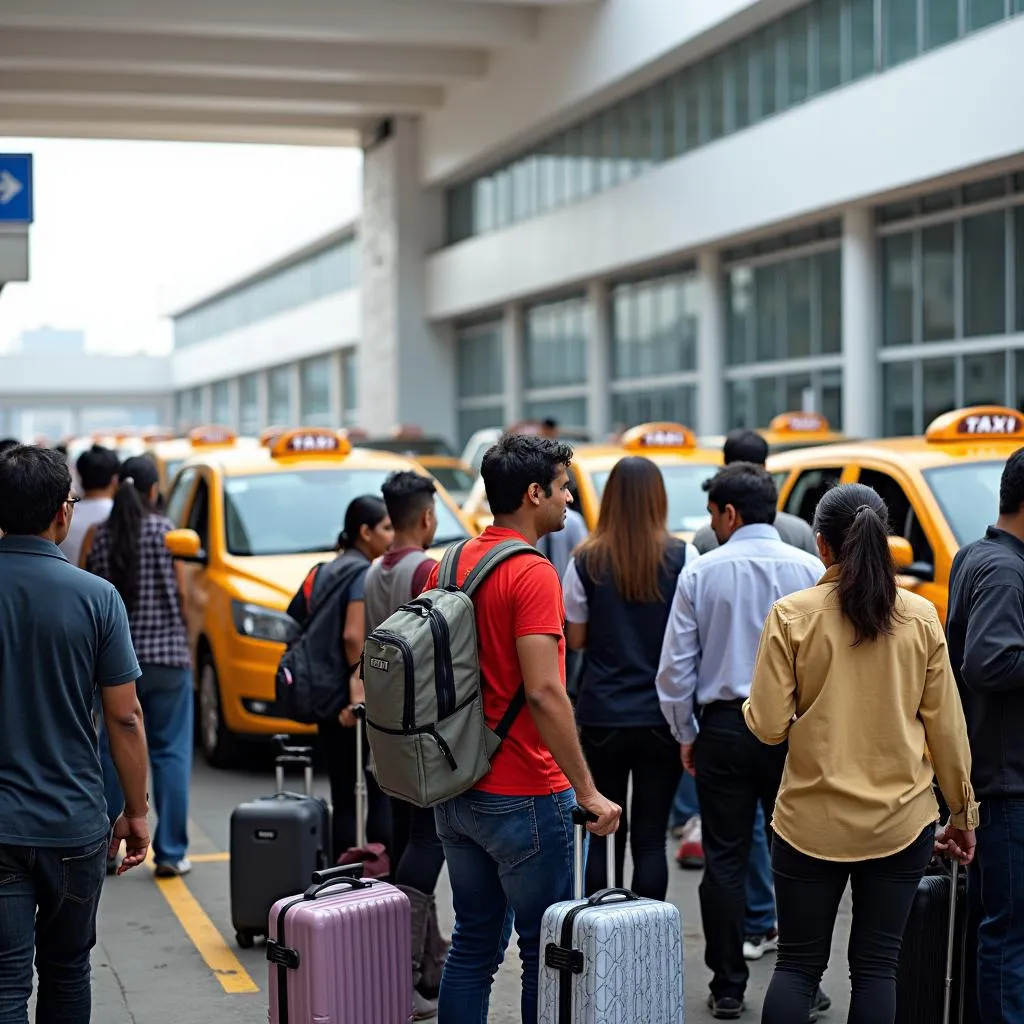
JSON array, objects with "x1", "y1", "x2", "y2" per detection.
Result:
[
  {"x1": 571, "y1": 806, "x2": 599, "y2": 901},
  {"x1": 352, "y1": 704, "x2": 368, "y2": 849},
  {"x1": 943, "y1": 859, "x2": 960, "y2": 1024},
  {"x1": 272, "y1": 744, "x2": 314, "y2": 798}
]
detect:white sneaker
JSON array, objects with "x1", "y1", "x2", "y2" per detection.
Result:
[
  {"x1": 412, "y1": 990, "x2": 438, "y2": 1020},
  {"x1": 154, "y1": 858, "x2": 192, "y2": 878},
  {"x1": 743, "y1": 929, "x2": 779, "y2": 961}
]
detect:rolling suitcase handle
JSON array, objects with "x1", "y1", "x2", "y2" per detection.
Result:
[
  {"x1": 943, "y1": 859, "x2": 960, "y2": 1024},
  {"x1": 571, "y1": 806, "x2": 599, "y2": 901},
  {"x1": 352, "y1": 704, "x2": 368, "y2": 849},
  {"x1": 275, "y1": 754, "x2": 314, "y2": 798}
]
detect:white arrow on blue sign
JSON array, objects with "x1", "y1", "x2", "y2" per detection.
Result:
[{"x1": 0, "y1": 155, "x2": 33, "y2": 224}]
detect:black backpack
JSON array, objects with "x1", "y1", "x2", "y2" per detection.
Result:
[{"x1": 276, "y1": 556, "x2": 366, "y2": 725}]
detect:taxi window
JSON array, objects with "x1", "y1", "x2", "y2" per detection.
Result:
[
  {"x1": 187, "y1": 478, "x2": 211, "y2": 553},
  {"x1": 222, "y1": 468, "x2": 469, "y2": 557},
  {"x1": 858, "y1": 469, "x2": 934, "y2": 568},
  {"x1": 923, "y1": 461, "x2": 1003, "y2": 546},
  {"x1": 590, "y1": 464, "x2": 716, "y2": 533},
  {"x1": 165, "y1": 468, "x2": 196, "y2": 527},
  {"x1": 427, "y1": 465, "x2": 476, "y2": 496},
  {"x1": 783, "y1": 468, "x2": 843, "y2": 524}
]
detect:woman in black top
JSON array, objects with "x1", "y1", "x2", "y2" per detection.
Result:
[{"x1": 563, "y1": 456, "x2": 697, "y2": 899}]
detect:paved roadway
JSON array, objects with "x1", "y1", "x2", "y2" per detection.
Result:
[{"x1": 77, "y1": 751, "x2": 855, "y2": 1023}]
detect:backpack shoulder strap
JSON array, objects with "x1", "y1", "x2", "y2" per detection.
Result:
[
  {"x1": 302, "y1": 564, "x2": 322, "y2": 612},
  {"x1": 296, "y1": 560, "x2": 362, "y2": 635},
  {"x1": 438, "y1": 540, "x2": 469, "y2": 590},
  {"x1": 461, "y1": 540, "x2": 541, "y2": 599}
]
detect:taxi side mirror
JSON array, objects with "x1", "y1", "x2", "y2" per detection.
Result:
[
  {"x1": 887, "y1": 536, "x2": 913, "y2": 571},
  {"x1": 166, "y1": 528, "x2": 206, "y2": 564}
]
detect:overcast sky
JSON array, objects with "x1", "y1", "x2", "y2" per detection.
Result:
[{"x1": 0, "y1": 138, "x2": 363, "y2": 356}]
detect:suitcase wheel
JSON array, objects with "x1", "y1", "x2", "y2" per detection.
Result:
[{"x1": 235, "y1": 930, "x2": 255, "y2": 950}]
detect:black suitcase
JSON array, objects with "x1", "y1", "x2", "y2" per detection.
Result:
[
  {"x1": 895, "y1": 859, "x2": 978, "y2": 1024},
  {"x1": 229, "y1": 738, "x2": 332, "y2": 948}
]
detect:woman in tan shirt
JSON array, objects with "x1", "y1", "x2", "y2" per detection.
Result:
[{"x1": 744, "y1": 482, "x2": 978, "y2": 1024}]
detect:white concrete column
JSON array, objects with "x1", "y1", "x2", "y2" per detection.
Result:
[
  {"x1": 359, "y1": 117, "x2": 455, "y2": 442},
  {"x1": 503, "y1": 304, "x2": 524, "y2": 426},
  {"x1": 697, "y1": 249, "x2": 726, "y2": 436},
  {"x1": 586, "y1": 281, "x2": 611, "y2": 440},
  {"x1": 842, "y1": 206, "x2": 879, "y2": 437}
]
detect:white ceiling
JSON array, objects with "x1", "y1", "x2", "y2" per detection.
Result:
[{"x1": 0, "y1": 0, "x2": 596, "y2": 146}]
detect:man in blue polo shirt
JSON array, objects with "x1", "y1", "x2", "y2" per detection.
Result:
[{"x1": 0, "y1": 445, "x2": 151, "y2": 1024}]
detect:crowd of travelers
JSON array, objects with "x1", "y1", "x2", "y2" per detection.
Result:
[{"x1": 0, "y1": 422, "x2": 1021, "y2": 1023}]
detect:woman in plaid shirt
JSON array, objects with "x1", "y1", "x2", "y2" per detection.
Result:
[{"x1": 85, "y1": 455, "x2": 194, "y2": 878}]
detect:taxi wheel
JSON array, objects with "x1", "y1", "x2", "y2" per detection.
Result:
[{"x1": 198, "y1": 654, "x2": 244, "y2": 769}]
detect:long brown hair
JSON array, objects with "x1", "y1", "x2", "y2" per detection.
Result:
[{"x1": 577, "y1": 455, "x2": 670, "y2": 603}]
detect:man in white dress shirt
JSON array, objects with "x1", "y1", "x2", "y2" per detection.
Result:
[{"x1": 656, "y1": 462, "x2": 825, "y2": 1021}]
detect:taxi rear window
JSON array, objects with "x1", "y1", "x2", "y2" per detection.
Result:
[
  {"x1": 590, "y1": 463, "x2": 717, "y2": 534},
  {"x1": 923, "y1": 460, "x2": 1003, "y2": 546},
  {"x1": 222, "y1": 469, "x2": 469, "y2": 556}
]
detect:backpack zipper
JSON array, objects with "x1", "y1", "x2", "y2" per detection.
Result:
[
  {"x1": 369, "y1": 629, "x2": 416, "y2": 731},
  {"x1": 427, "y1": 608, "x2": 457, "y2": 719}
]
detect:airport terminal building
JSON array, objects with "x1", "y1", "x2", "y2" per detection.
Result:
[{"x1": 170, "y1": 0, "x2": 1024, "y2": 447}]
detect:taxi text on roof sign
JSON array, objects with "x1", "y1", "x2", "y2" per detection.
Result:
[
  {"x1": 190, "y1": 425, "x2": 237, "y2": 447},
  {"x1": 925, "y1": 406, "x2": 1024, "y2": 442},
  {"x1": 270, "y1": 427, "x2": 352, "y2": 458},
  {"x1": 621, "y1": 422, "x2": 697, "y2": 452},
  {"x1": 769, "y1": 411, "x2": 831, "y2": 434}
]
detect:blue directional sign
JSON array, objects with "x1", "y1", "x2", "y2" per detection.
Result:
[{"x1": 0, "y1": 155, "x2": 33, "y2": 224}]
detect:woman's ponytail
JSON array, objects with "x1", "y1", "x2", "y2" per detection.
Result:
[
  {"x1": 813, "y1": 484, "x2": 898, "y2": 645},
  {"x1": 106, "y1": 455, "x2": 160, "y2": 615}
]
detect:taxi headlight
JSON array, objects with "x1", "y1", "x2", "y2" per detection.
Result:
[{"x1": 231, "y1": 601, "x2": 298, "y2": 644}]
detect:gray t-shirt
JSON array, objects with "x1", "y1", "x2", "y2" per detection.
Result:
[
  {"x1": 692, "y1": 510, "x2": 818, "y2": 556},
  {"x1": 59, "y1": 495, "x2": 113, "y2": 568},
  {"x1": 0, "y1": 536, "x2": 140, "y2": 847}
]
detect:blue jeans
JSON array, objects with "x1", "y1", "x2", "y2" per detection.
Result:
[
  {"x1": 0, "y1": 839, "x2": 108, "y2": 1024},
  {"x1": 434, "y1": 787, "x2": 577, "y2": 1024},
  {"x1": 746, "y1": 804, "x2": 776, "y2": 936},
  {"x1": 99, "y1": 663, "x2": 193, "y2": 865},
  {"x1": 975, "y1": 796, "x2": 1024, "y2": 1023},
  {"x1": 670, "y1": 770, "x2": 699, "y2": 827}
]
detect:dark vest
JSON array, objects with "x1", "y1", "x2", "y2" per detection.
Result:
[{"x1": 574, "y1": 539, "x2": 689, "y2": 729}]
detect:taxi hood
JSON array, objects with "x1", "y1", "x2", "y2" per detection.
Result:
[{"x1": 222, "y1": 552, "x2": 332, "y2": 611}]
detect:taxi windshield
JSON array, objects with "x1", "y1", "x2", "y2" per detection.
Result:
[
  {"x1": 222, "y1": 468, "x2": 469, "y2": 556},
  {"x1": 590, "y1": 463, "x2": 717, "y2": 533},
  {"x1": 923, "y1": 460, "x2": 1004, "y2": 547},
  {"x1": 427, "y1": 465, "x2": 476, "y2": 495}
]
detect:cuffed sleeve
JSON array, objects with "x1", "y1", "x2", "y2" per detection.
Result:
[
  {"x1": 744, "y1": 604, "x2": 797, "y2": 746},
  {"x1": 655, "y1": 570, "x2": 700, "y2": 745},
  {"x1": 920, "y1": 617, "x2": 980, "y2": 831}
]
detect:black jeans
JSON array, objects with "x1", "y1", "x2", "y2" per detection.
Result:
[
  {"x1": 579, "y1": 724, "x2": 682, "y2": 900},
  {"x1": 391, "y1": 796, "x2": 446, "y2": 895},
  {"x1": 0, "y1": 839, "x2": 108, "y2": 1024},
  {"x1": 762, "y1": 827, "x2": 934, "y2": 1024},
  {"x1": 318, "y1": 716, "x2": 391, "y2": 858},
  {"x1": 693, "y1": 702, "x2": 788, "y2": 1000}
]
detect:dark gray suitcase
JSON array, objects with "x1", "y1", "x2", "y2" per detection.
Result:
[{"x1": 230, "y1": 739, "x2": 331, "y2": 948}]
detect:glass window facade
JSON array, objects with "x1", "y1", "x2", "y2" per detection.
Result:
[
  {"x1": 173, "y1": 234, "x2": 358, "y2": 348},
  {"x1": 727, "y1": 369, "x2": 843, "y2": 431},
  {"x1": 300, "y1": 357, "x2": 332, "y2": 427},
  {"x1": 524, "y1": 297, "x2": 588, "y2": 389},
  {"x1": 456, "y1": 320, "x2": 506, "y2": 446},
  {"x1": 340, "y1": 348, "x2": 358, "y2": 427},
  {"x1": 211, "y1": 381, "x2": 230, "y2": 425},
  {"x1": 611, "y1": 387, "x2": 697, "y2": 432},
  {"x1": 611, "y1": 270, "x2": 698, "y2": 379},
  {"x1": 444, "y1": 1, "x2": 1024, "y2": 244},
  {"x1": 239, "y1": 374, "x2": 260, "y2": 435},
  {"x1": 267, "y1": 366, "x2": 293, "y2": 426}
]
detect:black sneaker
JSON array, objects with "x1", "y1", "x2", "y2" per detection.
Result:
[
  {"x1": 808, "y1": 986, "x2": 832, "y2": 1022},
  {"x1": 707, "y1": 994, "x2": 744, "y2": 1020}
]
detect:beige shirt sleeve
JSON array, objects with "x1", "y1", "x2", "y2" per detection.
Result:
[
  {"x1": 743, "y1": 604, "x2": 796, "y2": 747},
  {"x1": 918, "y1": 615, "x2": 981, "y2": 831}
]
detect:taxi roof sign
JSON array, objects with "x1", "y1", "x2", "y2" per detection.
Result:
[
  {"x1": 270, "y1": 428, "x2": 351, "y2": 458},
  {"x1": 926, "y1": 406, "x2": 1024, "y2": 443},
  {"x1": 259, "y1": 425, "x2": 290, "y2": 447},
  {"x1": 768, "y1": 411, "x2": 831, "y2": 434},
  {"x1": 189, "y1": 425, "x2": 237, "y2": 447},
  {"x1": 621, "y1": 422, "x2": 697, "y2": 452}
]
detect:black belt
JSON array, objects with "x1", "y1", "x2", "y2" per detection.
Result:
[{"x1": 698, "y1": 698, "x2": 746, "y2": 718}]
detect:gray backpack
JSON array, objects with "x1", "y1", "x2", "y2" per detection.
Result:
[{"x1": 361, "y1": 538, "x2": 540, "y2": 808}]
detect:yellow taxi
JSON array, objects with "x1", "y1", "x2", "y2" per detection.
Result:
[
  {"x1": 767, "y1": 405, "x2": 1024, "y2": 624},
  {"x1": 699, "y1": 411, "x2": 849, "y2": 456},
  {"x1": 462, "y1": 421, "x2": 724, "y2": 539},
  {"x1": 162, "y1": 426, "x2": 474, "y2": 767},
  {"x1": 145, "y1": 425, "x2": 257, "y2": 495}
]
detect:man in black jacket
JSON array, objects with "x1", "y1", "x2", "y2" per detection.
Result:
[{"x1": 947, "y1": 447, "x2": 1024, "y2": 1024}]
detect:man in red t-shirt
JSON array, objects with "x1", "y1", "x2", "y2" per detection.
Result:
[{"x1": 425, "y1": 433, "x2": 621, "y2": 1024}]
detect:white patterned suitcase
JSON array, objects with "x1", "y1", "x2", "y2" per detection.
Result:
[{"x1": 537, "y1": 807, "x2": 684, "y2": 1024}]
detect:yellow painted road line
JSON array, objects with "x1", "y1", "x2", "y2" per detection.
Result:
[
  {"x1": 189, "y1": 852, "x2": 231, "y2": 864},
  {"x1": 145, "y1": 851, "x2": 259, "y2": 994}
]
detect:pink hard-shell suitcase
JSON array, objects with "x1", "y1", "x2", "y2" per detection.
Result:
[{"x1": 267, "y1": 866, "x2": 412, "y2": 1024}]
